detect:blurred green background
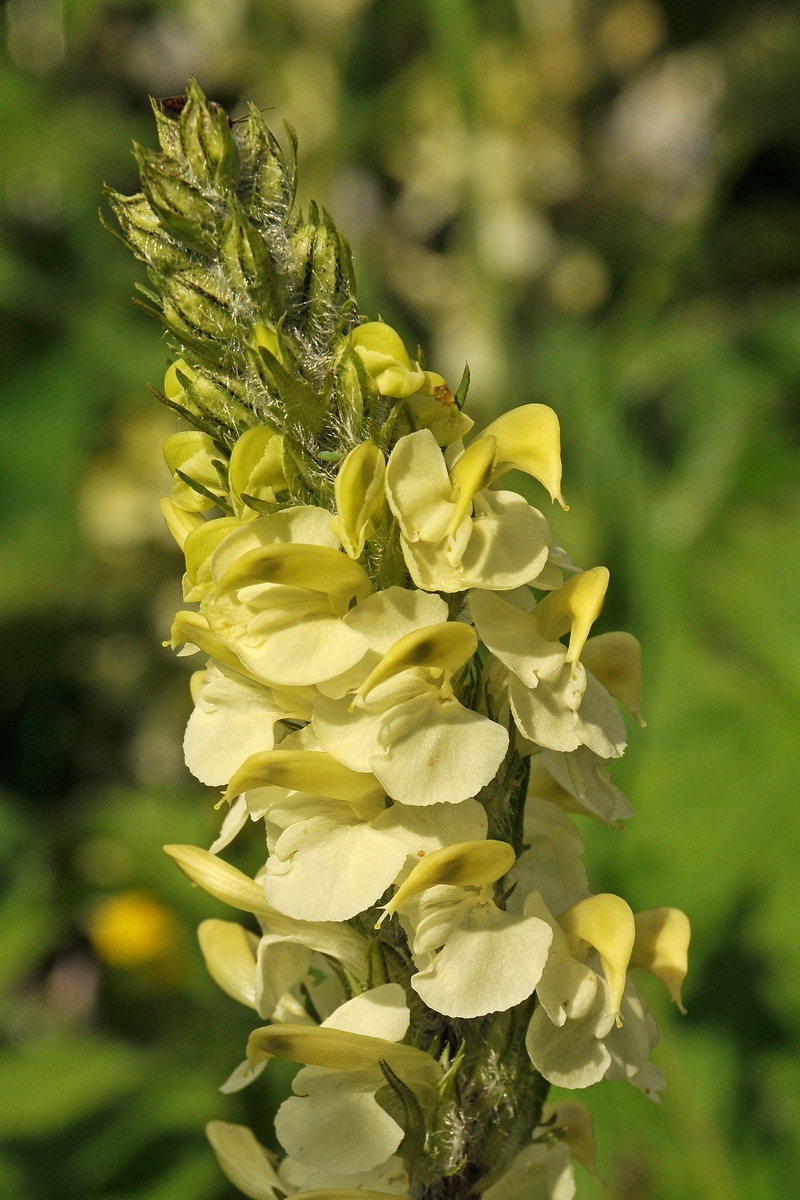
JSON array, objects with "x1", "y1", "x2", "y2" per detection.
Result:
[{"x1": 0, "y1": 0, "x2": 799, "y2": 1197}]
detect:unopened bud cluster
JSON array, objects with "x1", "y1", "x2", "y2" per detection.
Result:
[{"x1": 108, "y1": 82, "x2": 689, "y2": 1200}]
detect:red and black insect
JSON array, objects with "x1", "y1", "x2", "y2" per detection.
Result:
[{"x1": 157, "y1": 96, "x2": 261, "y2": 127}]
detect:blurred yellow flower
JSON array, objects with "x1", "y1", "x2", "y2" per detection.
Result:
[{"x1": 88, "y1": 890, "x2": 179, "y2": 969}]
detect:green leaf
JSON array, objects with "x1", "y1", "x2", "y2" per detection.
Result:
[{"x1": 0, "y1": 1036, "x2": 144, "y2": 1138}]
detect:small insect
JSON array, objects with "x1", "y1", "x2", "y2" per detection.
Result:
[{"x1": 157, "y1": 96, "x2": 271, "y2": 127}]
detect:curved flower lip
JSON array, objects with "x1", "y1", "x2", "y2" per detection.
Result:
[
  {"x1": 168, "y1": 610, "x2": 254, "y2": 677},
  {"x1": 224, "y1": 749, "x2": 385, "y2": 812},
  {"x1": 385, "y1": 430, "x2": 552, "y2": 592},
  {"x1": 246, "y1": 1024, "x2": 443, "y2": 1098},
  {"x1": 630, "y1": 907, "x2": 690, "y2": 1012},
  {"x1": 214, "y1": 543, "x2": 374, "y2": 612},
  {"x1": 558, "y1": 893, "x2": 636, "y2": 1020},
  {"x1": 377, "y1": 839, "x2": 515, "y2": 926},
  {"x1": 478, "y1": 402, "x2": 567, "y2": 509},
  {"x1": 354, "y1": 621, "x2": 477, "y2": 702}
]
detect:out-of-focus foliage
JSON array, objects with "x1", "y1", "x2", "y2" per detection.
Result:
[{"x1": 1, "y1": 0, "x2": 799, "y2": 1197}]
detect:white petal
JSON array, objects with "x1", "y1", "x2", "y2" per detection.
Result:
[
  {"x1": 210, "y1": 505, "x2": 340, "y2": 582},
  {"x1": 525, "y1": 980, "x2": 614, "y2": 1089},
  {"x1": 403, "y1": 491, "x2": 551, "y2": 593},
  {"x1": 210, "y1": 795, "x2": 251, "y2": 854},
  {"x1": 371, "y1": 698, "x2": 509, "y2": 807},
  {"x1": 219, "y1": 1058, "x2": 268, "y2": 1094},
  {"x1": 257, "y1": 911, "x2": 369, "y2": 982},
  {"x1": 238, "y1": 617, "x2": 370, "y2": 688},
  {"x1": 483, "y1": 1142, "x2": 575, "y2": 1200},
  {"x1": 522, "y1": 891, "x2": 598, "y2": 1026},
  {"x1": 371, "y1": 798, "x2": 488, "y2": 860},
  {"x1": 275, "y1": 1073, "x2": 403, "y2": 1174},
  {"x1": 278, "y1": 1154, "x2": 408, "y2": 1196},
  {"x1": 345, "y1": 585, "x2": 448, "y2": 653},
  {"x1": 205, "y1": 1121, "x2": 281, "y2": 1200},
  {"x1": 575, "y1": 671, "x2": 627, "y2": 759},
  {"x1": 603, "y1": 978, "x2": 664, "y2": 1101},
  {"x1": 411, "y1": 903, "x2": 552, "y2": 1018},
  {"x1": 509, "y1": 667, "x2": 585, "y2": 753},
  {"x1": 538, "y1": 747, "x2": 633, "y2": 823},
  {"x1": 184, "y1": 665, "x2": 289, "y2": 786},
  {"x1": 313, "y1": 696, "x2": 382, "y2": 773},
  {"x1": 255, "y1": 934, "x2": 314, "y2": 1019},
  {"x1": 404, "y1": 885, "x2": 478, "y2": 959},
  {"x1": 507, "y1": 799, "x2": 589, "y2": 917},
  {"x1": 469, "y1": 589, "x2": 565, "y2": 687},
  {"x1": 322, "y1": 983, "x2": 410, "y2": 1042},
  {"x1": 385, "y1": 430, "x2": 453, "y2": 543},
  {"x1": 263, "y1": 818, "x2": 408, "y2": 922}
]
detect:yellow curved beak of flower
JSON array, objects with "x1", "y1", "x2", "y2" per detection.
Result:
[
  {"x1": 477, "y1": 403, "x2": 567, "y2": 508},
  {"x1": 377, "y1": 839, "x2": 515, "y2": 927},
  {"x1": 558, "y1": 892, "x2": 636, "y2": 1021}
]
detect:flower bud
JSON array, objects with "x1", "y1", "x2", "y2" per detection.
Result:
[
  {"x1": 224, "y1": 750, "x2": 385, "y2": 814},
  {"x1": 197, "y1": 919, "x2": 258, "y2": 1009},
  {"x1": 163, "y1": 430, "x2": 225, "y2": 512},
  {"x1": 582, "y1": 631, "x2": 644, "y2": 724},
  {"x1": 378, "y1": 839, "x2": 514, "y2": 925},
  {"x1": 558, "y1": 893, "x2": 636, "y2": 1020},
  {"x1": 350, "y1": 322, "x2": 425, "y2": 398},
  {"x1": 630, "y1": 907, "x2": 690, "y2": 1012},
  {"x1": 158, "y1": 497, "x2": 205, "y2": 549},
  {"x1": 246, "y1": 1023, "x2": 442, "y2": 1098},
  {"x1": 164, "y1": 844, "x2": 271, "y2": 915},
  {"x1": 229, "y1": 426, "x2": 287, "y2": 518},
  {"x1": 356, "y1": 621, "x2": 477, "y2": 702},
  {"x1": 535, "y1": 567, "x2": 610, "y2": 663},
  {"x1": 331, "y1": 441, "x2": 386, "y2": 559},
  {"x1": 182, "y1": 516, "x2": 241, "y2": 600},
  {"x1": 478, "y1": 403, "x2": 566, "y2": 508},
  {"x1": 164, "y1": 357, "x2": 195, "y2": 400}
]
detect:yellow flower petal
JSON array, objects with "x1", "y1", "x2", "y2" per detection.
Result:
[
  {"x1": 535, "y1": 567, "x2": 610, "y2": 663},
  {"x1": 582, "y1": 631, "x2": 644, "y2": 725},
  {"x1": 630, "y1": 907, "x2": 691, "y2": 1013},
  {"x1": 558, "y1": 893, "x2": 636, "y2": 1020},
  {"x1": 479, "y1": 403, "x2": 566, "y2": 508},
  {"x1": 378, "y1": 839, "x2": 514, "y2": 926}
]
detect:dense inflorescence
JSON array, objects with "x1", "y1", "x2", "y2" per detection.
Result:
[{"x1": 107, "y1": 81, "x2": 690, "y2": 1200}]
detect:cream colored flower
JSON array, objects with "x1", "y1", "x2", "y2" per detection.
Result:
[
  {"x1": 221, "y1": 736, "x2": 488, "y2": 921},
  {"x1": 228, "y1": 425, "x2": 288, "y2": 518},
  {"x1": 383, "y1": 842, "x2": 553, "y2": 1018},
  {"x1": 528, "y1": 747, "x2": 634, "y2": 825},
  {"x1": 200, "y1": 505, "x2": 375, "y2": 687},
  {"x1": 470, "y1": 577, "x2": 627, "y2": 758},
  {"x1": 313, "y1": 605, "x2": 508, "y2": 806},
  {"x1": 505, "y1": 797, "x2": 590, "y2": 918},
  {"x1": 385, "y1": 430, "x2": 552, "y2": 592},
  {"x1": 331, "y1": 440, "x2": 386, "y2": 559},
  {"x1": 263, "y1": 789, "x2": 488, "y2": 922},
  {"x1": 183, "y1": 663, "x2": 311, "y2": 787},
  {"x1": 264, "y1": 985, "x2": 420, "y2": 1174},
  {"x1": 483, "y1": 1141, "x2": 575, "y2": 1200}
]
